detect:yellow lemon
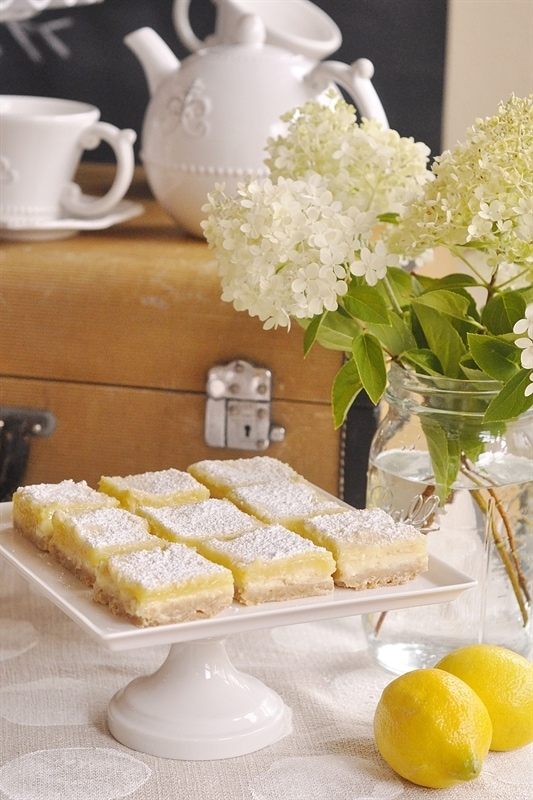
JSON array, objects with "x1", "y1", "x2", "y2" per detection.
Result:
[
  {"x1": 373, "y1": 668, "x2": 492, "y2": 789},
  {"x1": 436, "y1": 644, "x2": 533, "y2": 751}
]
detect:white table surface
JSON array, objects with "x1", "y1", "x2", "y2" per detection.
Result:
[{"x1": 1, "y1": 551, "x2": 532, "y2": 800}]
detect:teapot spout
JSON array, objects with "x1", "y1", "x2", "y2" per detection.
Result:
[{"x1": 125, "y1": 27, "x2": 180, "y2": 96}]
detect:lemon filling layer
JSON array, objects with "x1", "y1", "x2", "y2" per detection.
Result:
[
  {"x1": 49, "y1": 507, "x2": 161, "y2": 582},
  {"x1": 198, "y1": 524, "x2": 336, "y2": 603},
  {"x1": 95, "y1": 543, "x2": 234, "y2": 604},
  {"x1": 12, "y1": 480, "x2": 120, "y2": 549},
  {"x1": 298, "y1": 508, "x2": 428, "y2": 588}
]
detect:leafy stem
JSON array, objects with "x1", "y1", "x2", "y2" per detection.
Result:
[
  {"x1": 461, "y1": 455, "x2": 531, "y2": 619},
  {"x1": 382, "y1": 274, "x2": 404, "y2": 317}
]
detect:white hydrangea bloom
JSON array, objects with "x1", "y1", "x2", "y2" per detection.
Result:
[
  {"x1": 266, "y1": 95, "x2": 432, "y2": 219},
  {"x1": 202, "y1": 95, "x2": 433, "y2": 329},
  {"x1": 350, "y1": 242, "x2": 399, "y2": 286},
  {"x1": 386, "y1": 95, "x2": 533, "y2": 281},
  {"x1": 514, "y1": 303, "x2": 533, "y2": 370},
  {"x1": 202, "y1": 173, "x2": 369, "y2": 328}
]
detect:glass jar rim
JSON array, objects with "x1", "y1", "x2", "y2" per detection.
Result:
[{"x1": 388, "y1": 363, "x2": 503, "y2": 398}]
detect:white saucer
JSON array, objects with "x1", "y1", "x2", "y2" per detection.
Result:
[{"x1": 0, "y1": 199, "x2": 144, "y2": 241}]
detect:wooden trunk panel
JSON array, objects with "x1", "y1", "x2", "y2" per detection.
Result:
[{"x1": 0, "y1": 378, "x2": 340, "y2": 496}]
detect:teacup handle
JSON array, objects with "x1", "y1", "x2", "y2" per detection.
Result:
[{"x1": 61, "y1": 123, "x2": 136, "y2": 219}]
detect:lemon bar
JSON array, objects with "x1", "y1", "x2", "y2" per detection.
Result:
[
  {"x1": 93, "y1": 542, "x2": 234, "y2": 627},
  {"x1": 227, "y1": 480, "x2": 344, "y2": 528},
  {"x1": 98, "y1": 468, "x2": 209, "y2": 512},
  {"x1": 187, "y1": 456, "x2": 302, "y2": 498},
  {"x1": 12, "y1": 480, "x2": 120, "y2": 551},
  {"x1": 198, "y1": 524, "x2": 336, "y2": 605},
  {"x1": 137, "y1": 498, "x2": 261, "y2": 548},
  {"x1": 49, "y1": 507, "x2": 162, "y2": 586},
  {"x1": 296, "y1": 508, "x2": 428, "y2": 589}
]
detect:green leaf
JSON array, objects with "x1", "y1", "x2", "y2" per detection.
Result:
[
  {"x1": 416, "y1": 287, "x2": 480, "y2": 342},
  {"x1": 458, "y1": 355, "x2": 493, "y2": 380},
  {"x1": 420, "y1": 416, "x2": 462, "y2": 504},
  {"x1": 459, "y1": 364, "x2": 492, "y2": 380},
  {"x1": 366, "y1": 314, "x2": 417, "y2": 355},
  {"x1": 467, "y1": 333, "x2": 520, "y2": 381},
  {"x1": 384, "y1": 266, "x2": 413, "y2": 308},
  {"x1": 377, "y1": 212, "x2": 400, "y2": 224},
  {"x1": 518, "y1": 284, "x2": 533, "y2": 305},
  {"x1": 331, "y1": 358, "x2": 363, "y2": 428},
  {"x1": 415, "y1": 275, "x2": 480, "y2": 321},
  {"x1": 417, "y1": 273, "x2": 479, "y2": 291},
  {"x1": 299, "y1": 311, "x2": 356, "y2": 352},
  {"x1": 457, "y1": 240, "x2": 489, "y2": 251},
  {"x1": 303, "y1": 311, "x2": 327, "y2": 357},
  {"x1": 352, "y1": 332, "x2": 387, "y2": 405},
  {"x1": 411, "y1": 302, "x2": 467, "y2": 376},
  {"x1": 413, "y1": 289, "x2": 471, "y2": 322},
  {"x1": 401, "y1": 348, "x2": 443, "y2": 375},
  {"x1": 482, "y1": 291, "x2": 526, "y2": 335},
  {"x1": 342, "y1": 285, "x2": 390, "y2": 324},
  {"x1": 483, "y1": 371, "x2": 533, "y2": 422}
]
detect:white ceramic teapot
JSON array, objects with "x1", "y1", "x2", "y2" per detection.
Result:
[{"x1": 125, "y1": 1, "x2": 388, "y2": 237}]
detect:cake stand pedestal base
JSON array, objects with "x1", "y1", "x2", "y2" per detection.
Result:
[{"x1": 107, "y1": 637, "x2": 289, "y2": 759}]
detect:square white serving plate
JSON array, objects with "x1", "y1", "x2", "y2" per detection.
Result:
[{"x1": 0, "y1": 502, "x2": 476, "y2": 652}]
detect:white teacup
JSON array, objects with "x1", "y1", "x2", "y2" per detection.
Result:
[{"x1": 0, "y1": 95, "x2": 136, "y2": 230}]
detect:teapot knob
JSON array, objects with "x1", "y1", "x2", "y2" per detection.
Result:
[{"x1": 233, "y1": 13, "x2": 266, "y2": 46}]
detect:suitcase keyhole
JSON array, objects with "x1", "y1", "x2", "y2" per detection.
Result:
[{"x1": 244, "y1": 424, "x2": 251, "y2": 438}]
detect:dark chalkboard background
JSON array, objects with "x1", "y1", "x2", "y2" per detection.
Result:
[{"x1": 0, "y1": 0, "x2": 448, "y2": 159}]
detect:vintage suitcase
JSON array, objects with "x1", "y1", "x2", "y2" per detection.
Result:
[{"x1": 0, "y1": 165, "x2": 359, "y2": 502}]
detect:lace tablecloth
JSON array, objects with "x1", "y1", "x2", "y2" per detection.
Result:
[{"x1": 1, "y1": 555, "x2": 531, "y2": 800}]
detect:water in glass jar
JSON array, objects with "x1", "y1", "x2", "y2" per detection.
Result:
[{"x1": 363, "y1": 449, "x2": 532, "y2": 674}]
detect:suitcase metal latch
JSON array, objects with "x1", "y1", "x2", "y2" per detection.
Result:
[{"x1": 205, "y1": 359, "x2": 285, "y2": 450}]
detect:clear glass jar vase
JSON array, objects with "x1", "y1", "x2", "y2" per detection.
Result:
[{"x1": 362, "y1": 364, "x2": 533, "y2": 675}]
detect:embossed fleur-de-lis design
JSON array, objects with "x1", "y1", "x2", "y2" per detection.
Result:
[
  {"x1": 0, "y1": 156, "x2": 18, "y2": 183},
  {"x1": 162, "y1": 78, "x2": 211, "y2": 138}
]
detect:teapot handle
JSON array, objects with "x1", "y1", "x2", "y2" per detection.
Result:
[
  {"x1": 307, "y1": 58, "x2": 389, "y2": 127},
  {"x1": 173, "y1": 0, "x2": 206, "y2": 52}
]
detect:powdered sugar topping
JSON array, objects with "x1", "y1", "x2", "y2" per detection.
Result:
[
  {"x1": 140, "y1": 499, "x2": 259, "y2": 539},
  {"x1": 16, "y1": 480, "x2": 112, "y2": 505},
  {"x1": 206, "y1": 524, "x2": 325, "y2": 564},
  {"x1": 107, "y1": 469, "x2": 204, "y2": 496},
  {"x1": 107, "y1": 543, "x2": 229, "y2": 588},
  {"x1": 230, "y1": 481, "x2": 342, "y2": 521},
  {"x1": 190, "y1": 456, "x2": 299, "y2": 487},
  {"x1": 305, "y1": 508, "x2": 425, "y2": 543},
  {"x1": 59, "y1": 507, "x2": 154, "y2": 547}
]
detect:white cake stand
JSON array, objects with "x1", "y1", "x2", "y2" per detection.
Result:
[
  {"x1": 108, "y1": 638, "x2": 288, "y2": 760},
  {"x1": 0, "y1": 503, "x2": 476, "y2": 760}
]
